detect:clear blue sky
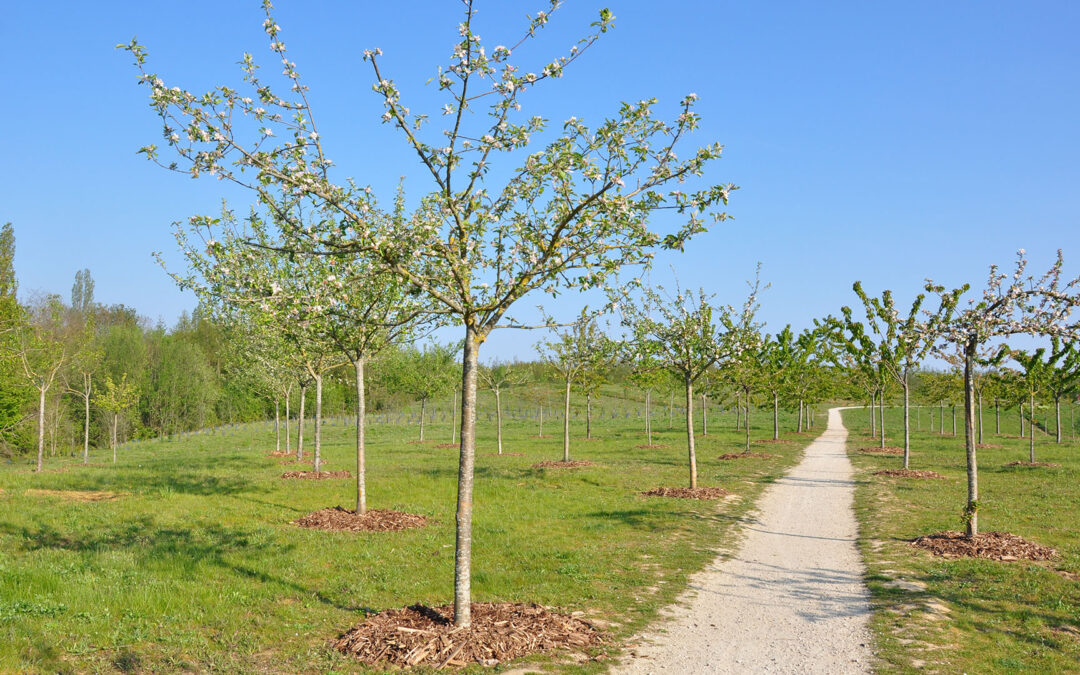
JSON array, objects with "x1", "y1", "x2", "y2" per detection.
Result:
[{"x1": 3, "y1": 1, "x2": 1078, "y2": 359}]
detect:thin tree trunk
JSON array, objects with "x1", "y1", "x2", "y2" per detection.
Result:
[
  {"x1": 903, "y1": 377, "x2": 911, "y2": 470},
  {"x1": 870, "y1": 391, "x2": 876, "y2": 437},
  {"x1": 963, "y1": 343, "x2": 979, "y2": 537},
  {"x1": 995, "y1": 398, "x2": 1000, "y2": 435},
  {"x1": 879, "y1": 395, "x2": 886, "y2": 449},
  {"x1": 274, "y1": 398, "x2": 281, "y2": 453},
  {"x1": 453, "y1": 325, "x2": 481, "y2": 628},
  {"x1": 562, "y1": 378, "x2": 571, "y2": 462},
  {"x1": 645, "y1": 388, "x2": 652, "y2": 445},
  {"x1": 744, "y1": 390, "x2": 751, "y2": 452},
  {"x1": 83, "y1": 384, "x2": 91, "y2": 465},
  {"x1": 1029, "y1": 390, "x2": 1036, "y2": 463},
  {"x1": 1055, "y1": 397, "x2": 1062, "y2": 444},
  {"x1": 297, "y1": 384, "x2": 307, "y2": 460},
  {"x1": 313, "y1": 374, "x2": 323, "y2": 473},
  {"x1": 538, "y1": 404, "x2": 543, "y2": 437},
  {"x1": 940, "y1": 401, "x2": 945, "y2": 436},
  {"x1": 285, "y1": 387, "x2": 292, "y2": 454},
  {"x1": 419, "y1": 397, "x2": 426, "y2": 441},
  {"x1": 36, "y1": 386, "x2": 45, "y2": 472},
  {"x1": 495, "y1": 389, "x2": 503, "y2": 455},
  {"x1": 355, "y1": 358, "x2": 367, "y2": 515},
  {"x1": 684, "y1": 374, "x2": 697, "y2": 489},
  {"x1": 773, "y1": 391, "x2": 779, "y2": 440},
  {"x1": 586, "y1": 391, "x2": 592, "y2": 439},
  {"x1": 798, "y1": 398, "x2": 804, "y2": 433},
  {"x1": 702, "y1": 393, "x2": 708, "y2": 436}
]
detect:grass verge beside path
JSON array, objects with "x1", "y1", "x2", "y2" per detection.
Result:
[
  {"x1": 841, "y1": 407, "x2": 1080, "y2": 674},
  {"x1": 0, "y1": 409, "x2": 815, "y2": 673}
]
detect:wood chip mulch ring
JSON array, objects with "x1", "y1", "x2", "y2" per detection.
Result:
[
  {"x1": 332, "y1": 602, "x2": 604, "y2": 669},
  {"x1": 719, "y1": 452, "x2": 775, "y2": 460},
  {"x1": 635, "y1": 444, "x2": 670, "y2": 449},
  {"x1": 641, "y1": 486, "x2": 729, "y2": 500},
  {"x1": 483, "y1": 452, "x2": 525, "y2": 457},
  {"x1": 911, "y1": 531, "x2": 1058, "y2": 561},
  {"x1": 753, "y1": 438, "x2": 796, "y2": 445},
  {"x1": 873, "y1": 469, "x2": 945, "y2": 479},
  {"x1": 294, "y1": 507, "x2": 427, "y2": 532},
  {"x1": 280, "y1": 470, "x2": 353, "y2": 480},
  {"x1": 1003, "y1": 461, "x2": 1061, "y2": 468},
  {"x1": 858, "y1": 446, "x2": 904, "y2": 455},
  {"x1": 435, "y1": 443, "x2": 458, "y2": 449},
  {"x1": 532, "y1": 460, "x2": 595, "y2": 469}
]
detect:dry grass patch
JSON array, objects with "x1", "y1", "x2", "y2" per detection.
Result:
[{"x1": 25, "y1": 489, "x2": 127, "y2": 502}]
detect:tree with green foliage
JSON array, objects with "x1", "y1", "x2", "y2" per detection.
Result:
[
  {"x1": 9, "y1": 296, "x2": 68, "y2": 472},
  {"x1": 929, "y1": 250, "x2": 1080, "y2": 537},
  {"x1": 98, "y1": 373, "x2": 139, "y2": 462},
  {"x1": 539, "y1": 313, "x2": 608, "y2": 461},
  {"x1": 1042, "y1": 337, "x2": 1080, "y2": 444},
  {"x1": 626, "y1": 356, "x2": 668, "y2": 446},
  {"x1": 620, "y1": 276, "x2": 762, "y2": 485},
  {"x1": 478, "y1": 362, "x2": 523, "y2": 456},
  {"x1": 391, "y1": 342, "x2": 460, "y2": 443},
  {"x1": 65, "y1": 311, "x2": 104, "y2": 464}
]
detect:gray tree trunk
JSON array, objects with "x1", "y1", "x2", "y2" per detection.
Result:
[
  {"x1": 453, "y1": 325, "x2": 481, "y2": 628},
  {"x1": 744, "y1": 390, "x2": 751, "y2": 452},
  {"x1": 313, "y1": 374, "x2": 323, "y2": 473},
  {"x1": 419, "y1": 397, "x2": 426, "y2": 441},
  {"x1": 83, "y1": 382, "x2": 91, "y2": 465},
  {"x1": 701, "y1": 392, "x2": 708, "y2": 436},
  {"x1": 963, "y1": 343, "x2": 979, "y2": 537},
  {"x1": 1029, "y1": 390, "x2": 1036, "y2": 463},
  {"x1": 274, "y1": 398, "x2": 281, "y2": 453},
  {"x1": 903, "y1": 376, "x2": 911, "y2": 470},
  {"x1": 297, "y1": 384, "x2": 307, "y2": 460},
  {"x1": 870, "y1": 391, "x2": 876, "y2": 437},
  {"x1": 879, "y1": 396, "x2": 886, "y2": 449},
  {"x1": 562, "y1": 378, "x2": 571, "y2": 462},
  {"x1": 1055, "y1": 397, "x2": 1062, "y2": 444},
  {"x1": 995, "y1": 398, "x2": 1000, "y2": 434},
  {"x1": 495, "y1": 389, "x2": 503, "y2": 455},
  {"x1": 586, "y1": 391, "x2": 593, "y2": 439},
  {"x1": 684, "y1": 374, "x2": 697, "y2": 488},
  {"x1": 285, "y1": 387, "x2": 292, "y2": 454},
  {"x1": 355, "y1": 358, "x2": 367, "y2": 514},
  {"x1": 645, "y1": 388, "x2": 652, "y2": 445},
  {"x1": 773, "y1": 391, "x2": 779, "y2": 440},
  {"x1": 36, "y1": 386, "x2": 45, "y2": 472}
]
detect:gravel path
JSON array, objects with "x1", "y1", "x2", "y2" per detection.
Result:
[{"x1": 614, "y1": 407, "x2": 873, "y2": 674}]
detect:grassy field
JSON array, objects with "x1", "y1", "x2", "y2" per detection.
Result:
[
  {"x1": 841, "y1": 405, "x2": 1080, "y2": 674},
  {"x1": 0, "y1": 389, "x2": 817, "y2": 673}
]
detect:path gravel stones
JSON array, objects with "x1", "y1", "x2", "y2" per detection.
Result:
[{"x1": 614, "y1": 407, "x2": 873, "y2": 674}]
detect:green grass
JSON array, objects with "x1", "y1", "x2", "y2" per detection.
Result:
[
  {"x1": 841, "y1": 406, "x2": 1080, "y2": 674},
  {"x1": 0, "y1": 394, "x2": 815, "y2": 673}
]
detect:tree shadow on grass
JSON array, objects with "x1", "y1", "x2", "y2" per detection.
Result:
[{"x1": 51, "y1": 469, "x2": 259, "y2": 498}]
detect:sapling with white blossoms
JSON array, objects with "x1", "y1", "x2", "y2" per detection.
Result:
[
  {"x1": 124, "y1": 1, "x2": 734, "y2": 627},
  {"x1": 928, "y1": 249, "x2": 1080, "y2": 537},
  {"x1": 618, "y1": 273, "x2": 763, "y2": 487}
]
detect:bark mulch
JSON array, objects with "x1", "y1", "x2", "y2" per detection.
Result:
[
  {"x1": 295, "y1": 506, "x2": 427, "y2": 532},
  {"x1": 635, "y1": 444, "x2": 669, "y2": 449},
  {"x1": 483, "y1": 453, "x2": 525, "y2": 458},
  {"x1": 719, "y1": 452, "x2": 775, "y2": 460},
  {"x1": 641, "y1": 486, "x2": 729, "y2": 500},
  {"x1": 911, "y1": 531, "x2": 1058, "y2": 561},
  {"x1": 753, "y1": 438, "x2": 796, "y2": 445},
  {"x1": 435, "y1": 443, "x2": 458, "y2": 449},
  {"x1": 331, "y1": 602, "x2": 604, "y2": 669},
  {"x1": 1003, "y1": 461, "x2": 1061, "y2": 468},
  {"x1": 858, "y1": 446, "x2": 904, "y2": 456},
  {"x1": 873, "y1": 469, "x2": 945, "y2": 479},
  {"x1": 532, "y1": 460, "x2": 595, "y2": 469},
  {"x1": 267, "y1": 451, "x2": 293, "y2": 458},
  {"x1": 280, "y1": 470, "x2": 353, "y2": 480}
]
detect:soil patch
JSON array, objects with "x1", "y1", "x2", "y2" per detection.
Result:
[
  {"x1": 25, "y1": 489, "x2": 127, "y2": 502},
  {"x1": 435, "y1": 443, "x2": 458, "y2": 449},
  {"x1": 484, "y1": 452, "x2": 525, "y2": 458},
  {"x1": 858, "y1": 446, "x2": 904, "y2": 456},
  {"x1": 332, "y1": 602, "x2": 603, "y2": 669},
  {"x1": 267, "y1": 451, "x2": 293, "y2": 458},
  {"x1": 641, "y1": 486, "x2": 729, "y2": 500},
  {"x1": 280, "y1": 470, "x2": 352, "y2": 480},
  {"x1": 533, "y1": 460, "x2": 595, "y2": 469},
  {"x1": 295, "y1": 507, "x2": 426, "y2": 532},
  {"x1": 635, "y1": 444, "x2": 669, "y2": 449},
  {"x1": 911, "y1": 531, "x2": 1058, "y2": 561},
  {"x1": 873, "y1": 469, "x2": 945, "y2": 479},
  {"x1": 719, "y1": 452, "x2": 775, "y2": 460},
  {"x1": 1003, "y1": 461, "x2": 1060, "y2": 468}
]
